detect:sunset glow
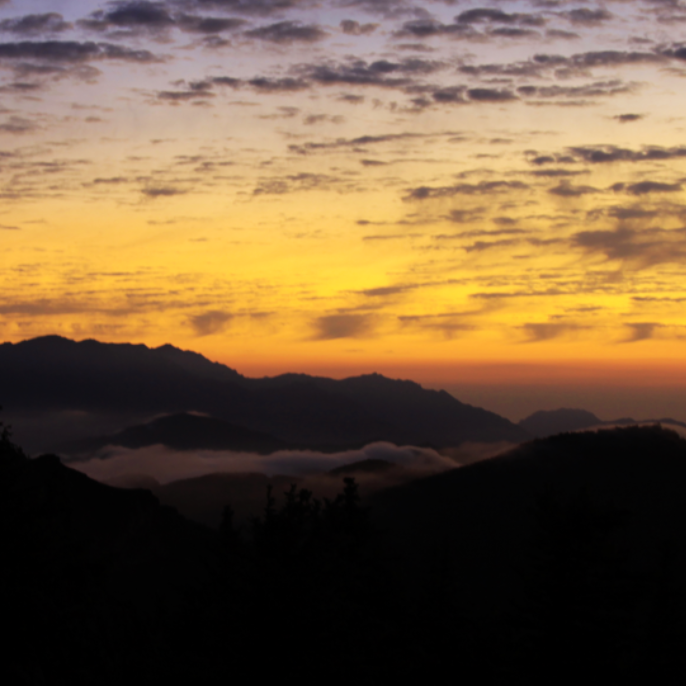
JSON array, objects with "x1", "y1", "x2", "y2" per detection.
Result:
[{"x1": 2, "y1": 0, "x2": 686, "y2": 415}]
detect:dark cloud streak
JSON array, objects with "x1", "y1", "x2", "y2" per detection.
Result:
[
  {"x1": 570, "y1": 145, "x2": 686, "y2": 163},
  {"x1": 405, "y1": 180, "x2": 529, "y2": 201},
  {"x1": 0, "y1": 40, "x2": 161, "y2": 64},
  {"x1": 189, "y1": 310, "x2": 233, "y2": 336},
  {"x1": 78, "y1": 2, "x2": 247, "y2": 36},
  {"x1": 0, "y1": 13, "x2": 72, "y2": 35},
  {"x1": 312, "y1": 314, "x2": 376, "y2": 340},
  {"x1": 244, "y1": 21, "x2": 327, "y2": 44}
]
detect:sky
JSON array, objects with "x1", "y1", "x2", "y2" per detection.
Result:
[{"x1": 2, "y1": 0, "x2": 686, "y2": 419}]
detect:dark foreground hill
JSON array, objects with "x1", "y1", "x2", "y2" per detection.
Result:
[
  {"x1": 373, "y1": 424, "x2": 686, "y2": 681},
  {"x1": 1, "y1": 424, "x2": 419, "y2": 686},
  {"x1": 0, "y1": 426, "x2": 230, "y2": 685},
  {"x1": 5, "y1": 422, "x2": 686, "y2": 683},
  {"x1": 0, "y1": 336, "x2": 528, "y2": 453}
]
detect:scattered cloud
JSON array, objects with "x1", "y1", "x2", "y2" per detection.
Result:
[
  {"x1": 521, "y1": 322, "x2": 581, "y2": 342},
  {"x1": 456, "y1": 8, "x2": 545, "y2": 28},
  {"x1": 614, "y1": 113, "x2": 643, "y2": 123},
  {"x1": 398, "y1": 312, "x2": 476, "y2": 338},
  {"x1": 176, "y1": 14, "x2": 246, "y2": 34},
  {"x1": 563, "y1": 8, "x2": 613, "y2": 26},
  {"x1": 78, "y1": 2, "x2": 176, "y2": 34},
  {"x1": 572, "y1": 227, "x2": 686, "y2": 269},
  {"x1": 570, "y1": 145, "x2": 686, "y2": 164},
  {"x1": 293, "y1": 57, "x2": 445, "y2": 89},
  {"x1": 405, "y1": 180, "x2": 529, "y2": 201},
  {"x1": 624, "y1": 181, "x2": 682, "y2": 195},
  {"x1": 467, "y1": 87, "x2": 518, "y2": 102},
  {"x1": 340, "y1": 20, "x2": 378, "y2": 36},
  {"x1": 394, "y1": 18, "x2": 478, "y2": 40},
  {"x1": 92, "y1": 176, "x2": 129, "y2": 184},
  {"x1": 302, "y1": 113, "x2": 344, "y2": 125},
  {"x1": 0, "y1": 13, "x2": 72, "y2": 35},
  {"x1": 0, "y1": 116, "x2": 38, "y2": 134},
  {"x1": 435, "y1": 228, "x2": 526, "y2": 240},
  {"x1": 287, "y1": 131, "x2": 438, "y2": 155},
  {"x1": 0, "y1": 40, "x2": 161, "y2": 64},
  {"x1": 78, "y1": 2, "x2": 247, "y2": 37},
  {"x1": 189, "y1": 310, "x2": 233, "y2": 336},
  {"x1": 142, "y1": 186, "x2": 186, "y2": 197},
  {"x1": 464, "y1": 238, "x2": 520, "y2": 252},
  {"x1": 518, "y1": 80, "x2": 636, "y2": 101},
  {"x1": 622, "y1": 322, "x2": 661, "y2": 343},
  {"x1": 180, "y1": 0, "x2": 307, "y2": 16},
  {"x1": 3, "y1": 0, "x2": 686, "y2": 358},
  {"x1": 244, "y1": 21, "x2": 327, "y2": 44},
  {"x1": 247, "y1": 76, "x2": 309, "y2": 92},
  {"x1": 548, "y1": 181, "x2": 599, "y2": 197},
  {"x1": 312, "y1": 314, "x2": 376, "y2": 339},
  {"x1": 253, "y1": 172, "x2": 345, "y2": 194}
]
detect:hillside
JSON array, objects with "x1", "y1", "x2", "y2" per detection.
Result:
[
  {"x1": 4, "y1": 423, "x2": 686, "y2": 682},
  {"x1": 0, "y1": 336, "x2": 529, "y2": 453},
  {"x1": 519, "y1": 407, "x2": 686, "y2": 438}
]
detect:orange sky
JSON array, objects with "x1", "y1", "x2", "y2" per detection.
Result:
[{"x1": 2, "y1": 0, "x2": 686, "y2": 417}]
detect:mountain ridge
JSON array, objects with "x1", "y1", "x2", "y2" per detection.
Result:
[
  {"x1": 0, "y1": 336, "x2": 529, "y2": 453},
  {"x1": 519, "y1": 407, "x2": 686, "y2": 438}
]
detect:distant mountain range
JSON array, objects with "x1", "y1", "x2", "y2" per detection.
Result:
[
  {"x1": 518, "y1": 408, "x2": 686, "y2": 438},
  {"x1": 2, "y1": 336, "x2": 683, "y2": 456},
  {"x1": 59, "y1": 412, "x2": 290, "y2": 456},
  {"x1": 0, "y1": 336, "x2": 528, "y2": 453}
]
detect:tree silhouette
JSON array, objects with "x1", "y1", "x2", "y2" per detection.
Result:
[
  {"x1": 220, "y1": 477, "x2": 372, "y2": 563},
  {"x1": 0, "y1": 406, "x2": 27, "y2": 487}
]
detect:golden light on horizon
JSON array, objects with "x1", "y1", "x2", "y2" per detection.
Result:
[{"x1": 2, "y1": 0, "x2": 686, "y2": 413}]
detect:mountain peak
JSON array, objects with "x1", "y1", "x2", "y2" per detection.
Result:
[
  {"x1": 519, "y1": 408, "x2": 602, "y2": 438},
  {"x1": 2, "y1": 336, "x2": 527, "y2": 453}
]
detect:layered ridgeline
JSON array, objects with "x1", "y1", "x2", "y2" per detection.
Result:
[
  {"x1": 519, "y1": 408, "x2": 686, "y2": 438},
  {"x1": 5, "y1": 417, "x2": 686, "y2": 683},
  {"x1": 0, "y1": 336, "x2": 527, "y2": 454}
]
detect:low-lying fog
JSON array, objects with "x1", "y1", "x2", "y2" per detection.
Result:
[
  {"x1": 60, "y1": 422, "x2": 686, "y2": 529},
  {"x1": 64, "y1": 441, "x2": 515, "y2": 528},
  {"x1": 68, "y1": 440, "x2": 515, "y2": 484}
]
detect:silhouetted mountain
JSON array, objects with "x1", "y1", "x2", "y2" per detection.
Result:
[
  {"x1": 372, "y1": 424, "x2": 686, "y2": 680},
  {"x1": 519, "y1": 408, "x2": 603, "y2": 437},
  {"x1": 255, "y1": 372, "x2": 526, "y2": 446},
  {"x1": 1, "y1": 431, "x2": 233, "y2": 685},
  {"x1": 1, "y1": 336, "x2": 528, "y2": 452},
  {"x1": 519, "y1": 407, "x2": 686, "y2": 437},
  {"x1": 6, "y1": 418, "x2": 686, "y2": 682},
  {"x1": 60, "y1": 412, "x2": 288, "y2": 455},
  {"x1": 0, "y1": 429, "x2": 412, "y2": 685}
]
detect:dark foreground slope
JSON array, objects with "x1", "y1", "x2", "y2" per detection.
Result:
[
  {"x1": 0, "y1": 426, "x2": 418, "y2": 686},
  {"x1": 0, "y1": 336, "x2": 527, "y2": 453},
  {"x1": 5, "y1": 423, "x2": 686, "y2": 684},
  {"x1": 373, "y1": 424, "x2": 686, "y2": 681},
  {"x1": 0, "y1": 429, "x2": 233, "y2": 685}
]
